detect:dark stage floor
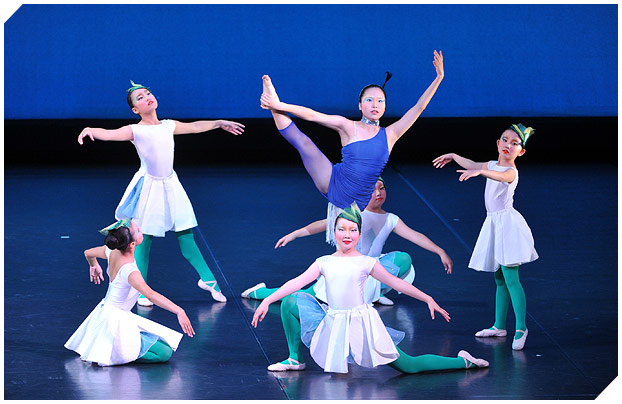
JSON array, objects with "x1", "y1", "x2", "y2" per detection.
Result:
[{"x1": 3, "y1": 162, "x2": 618, "y2": 400}]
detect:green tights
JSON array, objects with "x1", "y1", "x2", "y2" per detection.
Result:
[
  {"x1": 134, "y1": 340, "x2": 173, "y2": 364},
  {"x1": 134, "y1": 229, "x2": 220, "y2": 292},
  {"x1": 492, "y1": 265, "x2": 527, "y2": 338},
  {"x1": 278, "y1": 293, "x2": 471, "y2": 373}
]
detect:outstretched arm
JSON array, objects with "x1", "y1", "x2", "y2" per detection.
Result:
[
  {"x1": 457, "y1": 167, "x2": 516, "y2": 183},
  {"x1": 173, "y1": 120, "x2": 245, "y2": 136},
  {"x1": 77, "y1": 125, "x2": 134, "y2": 144},
  {"x1": 432, "y1": 153, "x2": 487, "y2": 171},
  {"x1": 370, "y1": 262, "x2": 450, "y2": 321},
  {"x1": 84, "y1": 246, "x2": 107, "y2": 284},
  {"x1": 392, "y1": 219, "x2": 453, "y2": 274},
  {"x1": 128, "y1": 272, "x2": 195, "y2": 337},
  {"x1": 386, "y1": 50, "x2": 444, "y2": 146},
  {"x1": 275, "y1": 219, "x2": 327, "y2": 248},
  {"x1": 261, "y1": 96, "x2": 351, "y2": 135},
  {"x1": 251, "y1": 262, "x2": 321, "y2": 327}
]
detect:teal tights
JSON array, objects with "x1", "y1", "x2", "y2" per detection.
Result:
[
  {"x1": 493, "y1": 265, "x2": 527, "y2": 337},
  {"x1": 278, "y1": 293, "x2": 469, "y2": 373},
  {"x1": 134, "y1": 340, "x2": 173, "y2": 364},
  {"x1": 135, "y1": 229, "x2": 220, "y2": 292}
]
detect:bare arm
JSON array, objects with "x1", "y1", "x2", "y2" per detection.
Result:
[
  {"x1": 173, "y1": 119, "x2": 245, "y2": 136},
  {"x1": 77, "y1": 125, "x2": 134, "y2": 144},
  {"x1": 128, "y1": 272, "x2": 195, "y2": 337},
  {"x1": 275, "y1": 219, "x2": 327, "y2": 248},
  {"x1": 386, "y1": 50, "x2": 444, "y2": 146},
  {"x1": 84, "y1": 246, "x2": 107, "y2": 284},
  {"x1": 370, "y1": 262, "x2": 450, "y2": 321},
  {"x1": 392, "y1": 219, "x2": 453, "y2": 274},
  {"x1": 458, "y1": 167, "x2": 516, "y2": 183},
  {"x1": 432, "y1": 153, "x2": 487, "y2": 171},
  {"x1": 251, "y1": 262, "x2": 321, "y2": 327}
]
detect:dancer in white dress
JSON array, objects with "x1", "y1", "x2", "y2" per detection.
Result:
[
  {"x1": 78, "y1": 81, "x2": 245, "y2": 304},
  {"x1": 433, "y1": 123, "x2": 538, "y2": 351},
  {"x1": 65, "y1": 219, "x2": 195, "y2": 366},
  {"x1": 242, "y1": 177, "x2": 452, "y2": 305},
  {"x1": 252, "y1": 204, "x2": 488, "y2": 373}
]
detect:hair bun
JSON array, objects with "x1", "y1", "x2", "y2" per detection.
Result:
[{"x1": 105, "y1": 234, "x2": 120, "y2": 250}]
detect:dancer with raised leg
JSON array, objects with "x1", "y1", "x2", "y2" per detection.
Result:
[
  {"x1": 433, "y1": 124, "x2": 538, "y2": 350},
  {"x1": 251, "y1": 204, "x2": 488, "y2": 373}
]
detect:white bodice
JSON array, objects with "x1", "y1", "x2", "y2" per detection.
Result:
[
  {"x1": 315, "y1": 255, "x2": 377, "y2": 310},
  {"x1": 130, "y1": 119, "x2": 176, "y2": 178},
  {"x1": 484, "y1": 160, "x2": 519, "y2": 213},
  {"x1": 358, "y1": 211, "x2": 399, "y2": 257}
]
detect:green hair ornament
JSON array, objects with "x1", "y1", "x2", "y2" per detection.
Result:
[
  {"x1": 99, "y1": 218, "x2": 131, "y2": 236},
  {"x1": 126, "y1": 80, "x2": 149, "y2": 94},
  {"x1": 336, "y1": 202, "x2": 363, "y2": 232},
  {"x1": 509, "y1": 123, "x2": 535, "y2": 148}
]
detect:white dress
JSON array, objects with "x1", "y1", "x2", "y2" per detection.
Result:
[
  {"x1": 298, "y1": 255, "x2": 404, "y2": 373},
  {"x1": 115, "y1": 119, "x2": 197, "y2": 237},
  {"x1": 313, "y1": 210, "x2": 415, "y2": 303},
  {"x1": 469, "y1": 161, "x2": 538, "y2": 272},
  {"x1": 64, "y1": 248, "x2": 183, "y2": 366}
]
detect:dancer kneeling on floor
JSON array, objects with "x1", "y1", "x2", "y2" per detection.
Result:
[
  {"x1": 251, "y1": 204, "x2": 488, "y2": 373},
  {"x1": 65, "y1": 219, "x2": 195, "y2": 366}
]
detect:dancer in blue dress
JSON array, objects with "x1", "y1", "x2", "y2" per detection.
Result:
[{"x1": 260, "y1": 50, "x2": 444, "y2": 244}]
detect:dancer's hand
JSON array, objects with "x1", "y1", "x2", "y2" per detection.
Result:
[
  {"x1": 218, "y1": 120, "x2": 245, "y2": 136},
  {"x1": 427, "y1": 298, "x2": 451, "y2": 322},
  {"x1": 457, "y1": 169, "x2": 482, "y2": 182},
  {"x1": 260, "y1": 93, "x2": 282, "y2": 111},
  {"x1": 251, "y1": 302, "x2": 269, "y2": 328},
  {"x1": 433, "y1": 50, "x2": 444, "y2": 80},
  {"x1": 275, "y1": 233, "x2": 295, "y2": 249},
  {"x1": 439, "y1": 251, "x2": 453, "y2": 274},
  {"x1": 432, "y1": 153, "x2": 454, "y2": 168},
  {"x1": 90, "y1": 263, "x2": 104, "y2": 284},
  {"x1": 78, "y1": 128, "x2": 95, "y2": 144},
  {"x1": 177, "y1": 310, "x2": 195, "y2": 337}
]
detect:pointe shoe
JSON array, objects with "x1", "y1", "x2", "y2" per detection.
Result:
[
  {"x1": 458, "y1": 350, "x2": 489, "y2": 368},
  {"x1": 267, "y1": 358, "x2": 306, "y2": 372},
  {"x1": 137, "y1": 295, "x2": 154, "y2": 307},
  {"x1": 475, "y1": 326, "x2": 507, "y2": 337},
  {"x1": 197, "y1": 280, "x2": 227, "y2": 302},
  {"x1": 512, "y1": 328, "x2": 528, "y2": 351},
  {"x1": 376, "y1": 296, "x2": 394, "y2": 306},
  {"x1": 241, "y1": 282, "x2": 266, "y2": 299}
]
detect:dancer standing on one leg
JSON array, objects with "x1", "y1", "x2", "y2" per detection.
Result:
[
  {"x1": 433, "y1": 124, "x2": 538, "y2": 351},
  {"x1": 242, "y1": 178, "x2": 453, "y2": 306},
  {"x1": 251, "y1": 204, "x2": 487, "y2": 373},
  {"x1": 260, "y1": 51, "x2": 444, "y2": 244},
  {"x1": 65, "y1": 219, "x2": 195, "y2": 366},
  {"x1": 78, "y1": 81, "x2": 244, "y2": 304}
]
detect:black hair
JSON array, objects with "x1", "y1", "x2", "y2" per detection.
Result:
[
  {"x1": 104, "y1": 226, "x2": 133, "y2": 251},
  {"x1": 358, "y1": 71, "x2": 393, "y2": 102}
]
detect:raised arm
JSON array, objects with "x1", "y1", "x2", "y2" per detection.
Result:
[
  {"x1": 173, "y1": 119, "x2": 245, "y2": 136},
  {"x1": 251, "y1": 262, "x2": 321, "y2": 327},
  {"x1": 432, "y1": 153, "x2": 487, "y2": 171},
  {"x1": 84, "y1": 246, "x2": 107, "y2": 284},
  {"x1": 370, "y1": 262, "x2": 450, "y2": 322},
  {"x1": 392, "y1": 219, "x2": 453, "y2": 274},
  {"x1": 128, "y1": 272, "x2": 195, "y2": 337},
  {"x1": 386, "y1": 50, "x2": 444, "y2": 146},
  {"x1": 77, "y1": 125, "x2": 133, "y2": 144},
  {"x1": 274, "y1": 219, "x2": 327, "y2": 248}
]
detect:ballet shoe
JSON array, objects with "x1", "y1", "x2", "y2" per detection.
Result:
[
  {"x1": 197, "y1": 280, "x2": 227, "y2": 302},
  {"x1": 137, "y1": 295, "x2": 154, "y2": 307},
  {"x1": 458, "y1": 350, "x2": 489, "y2": 368},
  {"x1": 475, "y1": 326, "x2": 507, "y2": 337},
  {"x1": 376, "y1": 296, "x2": 394, "y2": 306},
  {"x1": 267, "y1": 358, "x2": 306, "y2": 372},
  {"x1": 241, "y1": 282, "x2": 266, "y2": 299},
  {"x1": 512, "y1": 328, "x2": 528, "y2": 351}
]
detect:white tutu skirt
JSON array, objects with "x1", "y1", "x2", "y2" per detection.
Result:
[
  {"x1": 64, "y1": 300, "x2": 182, "y2": 366},
  {"x1": 297, "y1": 292, "x2": 404, "y2": 373},
  {"x1": 469, "y1": 208, "x2": 538, "y2": 272},
  {"x1": 115, "y1": 169, "x2": 197, "y2": 237}
]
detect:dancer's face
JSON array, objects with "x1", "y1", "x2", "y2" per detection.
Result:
[
  {"x1": 129, "y1": 220, "x2": 144, "y2": 246},
  {"x1": 497, "y1": 129, "x2": 525, "y2": 163},
  {"x1": 335, "y1": 218, "x2": 360, "y2": 252},
  {"x1": 359, "y1": 87, "x2": 386, "y2": 121},
  {"x1": 366, "y1": 180, "x2": 387, "y2": 211},
  {"x1": 130, "y1": 88, "x2": 158, "y2": 116}
]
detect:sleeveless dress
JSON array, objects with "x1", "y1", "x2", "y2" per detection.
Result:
[
  {"x1": 314, "y1": 210, "x2": 415, "y2": 303},
  {"x1": 468, "y1": 161, "x2": 538, "y2": 272},
  {"x1": 115, "y1": 119, "x2": 197, "y2": 237},
  {"x1": 297, "y1": 255, "x2": 405, "y2": 373},
  {"x1": 64, "y1": 248, "x2": 183, "y2": 366}
]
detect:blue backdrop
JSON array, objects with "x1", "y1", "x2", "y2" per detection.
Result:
[{"x1": 4, "y1": 4, "x2": 617, "y2": 119}]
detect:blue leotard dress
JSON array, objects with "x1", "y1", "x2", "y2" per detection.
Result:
[{"x1": 326, "y1": 127, "x2": 390, "y2": 210}]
